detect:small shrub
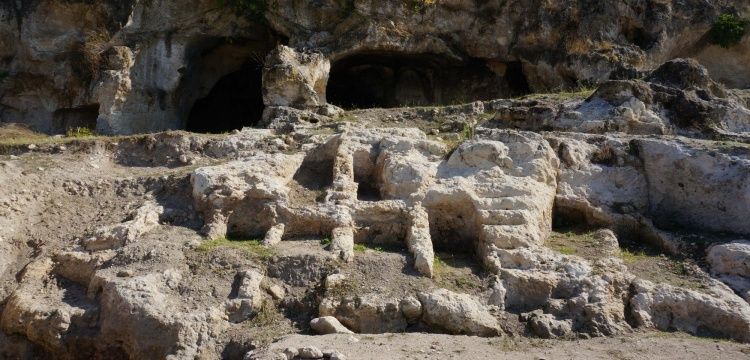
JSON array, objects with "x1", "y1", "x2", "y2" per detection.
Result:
[
  {"x1": 353, "y1": 244, "x2": 367, "y2": 252},
  {"x1": 591, "y1": 143, "x2": 617, "y2": 166},
  {"x1": 433, "y1": 256, "x2": 447, "y2": 273},
  {"x1": 66, "y1": 127, "x2": 95, "y2": 138},
  {"x1": 709, "y1": 14, "x2": 749, "y2": 48},
  {"x1": 248, "y1": 299, "x2": 281, "y2": 327},
  {"x1": 619, "y1": 248, "x2": 648, "y2": 262},
  {"x1": 71, "y1": 30, "x2": 110, "y2": 83},
  {"x1": 320, "y1": 237, "x2": 332, "y2": 246}
]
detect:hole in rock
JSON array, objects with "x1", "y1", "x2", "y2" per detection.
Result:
[
  {"x1": 327, "y1": 52, "x2": 529, "y2": 109},
  {"x1": 623, "y1": 24, "x2": 658, "y2": 50},
  {"x1": 426, "y1": 201, "x2": 480, "y2": 255},
  {"x1": 291, "y1": 140, "x2": 337, "y2": 204},
  {"x1": 353, "y1": 211, "x2": 409, "y2": 250},
  {"x1": 353, "y1": 149, "x2": 382, "y2": 201},
  {"x1": 52, "y1": 104, "x2": 100, "y2": 134},
  {"x1": 179, "y1": 32, "x2": 278, "y2": 133},
  {"x1": 226, "y1": 202, "x2": 277, "y2": 239},
  {"x1": 186, "y1": 63, "x2": 264, "y2": 133}
]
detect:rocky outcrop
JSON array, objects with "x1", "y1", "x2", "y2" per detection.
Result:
[
  {"x1": 191, "y1": 153, "x2": 304, "y2": 238},
  {"x1": 488, "y1": 59, "x2": 750, "y2": 139},
  {"x1": 636, "y1": 138, "x2": 750, "y2": 236},
  {"x1": 263, "y1": 46, "x2": 330, "y2": 108},
  {"x1": 1, "y1": 1, "x2": 748, "y2": 134},
  {"x1": 630, "y1": 279, "x2": 750, "y2": 342}
]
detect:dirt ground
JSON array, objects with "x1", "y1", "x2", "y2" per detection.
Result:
[{"x1": 258, "y1": 331, "x2": 750, "y2": 360}]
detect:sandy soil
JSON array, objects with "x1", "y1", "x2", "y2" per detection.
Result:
[{"x1": 258, "y1": 331, "x2": 750, "y2": 360}]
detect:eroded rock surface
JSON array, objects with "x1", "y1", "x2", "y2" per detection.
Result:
[{"x1": 0, "y1": 4, "x2": 749, "y2": 356}]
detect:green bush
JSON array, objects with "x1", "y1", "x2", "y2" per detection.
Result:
[{"x1": 709, "y1": 14, "x2": 749, "y2": 48}]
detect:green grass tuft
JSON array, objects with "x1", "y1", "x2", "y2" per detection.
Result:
[
  {"x1": 66, "y1": 127, "x2": 95, "y2": 138},
  {"x1": 556, "y1": 246, "x2": 578, "y2": 255},
  {"x1": 619, "y1": 248, "x2": 648, "y2": 262}
]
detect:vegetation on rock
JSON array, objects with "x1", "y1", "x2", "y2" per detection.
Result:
[{"x1": 709, "y1": 14, "x2": 748, "y2": 48}]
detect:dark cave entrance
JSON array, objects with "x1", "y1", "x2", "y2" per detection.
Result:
[
  {"x1": 326, "y1": 52, "x2": 530, "y2": 109},
  {"x1": 504, "y1": 61, "x2": 531, "y2": 96},
  {"x1": 179, "y1": 27, "x2": 280, "y2": 133},
  {"x1": 185, "y1": 63, "x2": 264, "y2": 133},
  {"x1": 52, "y1": 104, "x2": 100, "y2": 134}
]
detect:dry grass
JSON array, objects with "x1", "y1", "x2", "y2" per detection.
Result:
[
  {"x1": 432, "y1": 252, "x2": 484, "y2": 294},
  {"x1": 0, "y1": 123, "x2": 52, "y2": 146},
  {"x1": 546, "y1": 229, "x2": 600, "y2": 259},
  {"x1": 567, "y1": 38, "x2": 592, "y2": 55},
  {"x1": 522, "y1": 86, "x2": 596, "y2": 102},
  {"x1": 197, "y1": 236, "x2": 275, "y2": 259}
]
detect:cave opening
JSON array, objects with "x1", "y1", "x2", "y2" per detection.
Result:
[
  {"x1": 52, "y1": 104, "x2": 100, "y2": 134},
  {"x1": 179, "y1": 29, "x2": 279, "y2": 133},
  {"x1": 327, "y1": 52, "x2": 530, "y2": 109},
  {"x1": 185, "y1": 63, "x2": 264, "y2": 133}
]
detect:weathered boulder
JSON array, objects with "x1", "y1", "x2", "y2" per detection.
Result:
[
  {"x1": 708, "y1": 241, "x2": 750, "y2": 278},
  {"x1": 0, "y1": 259, "x2": 98, "y2": 354},
  {"x1": 417, "y1": 289, "x2": 501, "y2": 337},
  {"x1": 191, "y1": 154, "x2": 303, "y2": 238},
  {"x1": 319, "y1": 294, "x2": 409, "y2": 333},
  {"x1": 629, "y1": 279, "x2": 750, "y2": 342},
  {"x1": 572, "y1": 59, "x2": 750, "y2": 136},
  {"x1": 526, "y1": 311, "x2": 574, "y2": 339},
  {"x1": 707, "y1": 240, "x2": 750, "y2": 302},
  {"x1": 310, "y1": 316, "x2": 354, "y2": 335},
  {"x1": 84, "y1": 201, "x2": 163, "y2": 251}
]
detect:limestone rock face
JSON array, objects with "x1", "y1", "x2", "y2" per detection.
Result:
[
  {"x1": 191, "y1": 153, "x2": 304, "y2": 238},
  {"x1": 486, "y1": 59, "x2": 750, "y2": 139},
  {"x1": 263, "y1": 45, "x2": 330, "y2": 108},
  {"x1": 491, "y1": 246, "x2": 632, "y2": 337},
  {"x1": 1, "y1": 259, "x2": 98, "y2": 354},
  {"x1": 636, "y1": 139, "x2": 750, "y2": 236},
  {"x1": 1, "y1": 1, "x2": 748, "y2": 134}
]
